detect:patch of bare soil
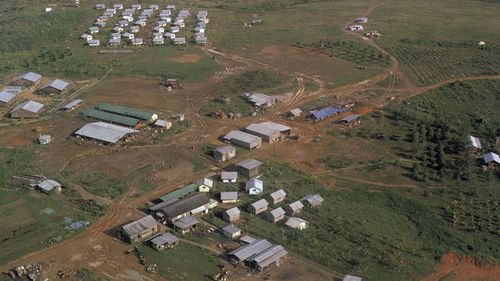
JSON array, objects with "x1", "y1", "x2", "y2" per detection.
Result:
[{"x1": 423, "y1": 252, "x2": 500, "y2": 281}]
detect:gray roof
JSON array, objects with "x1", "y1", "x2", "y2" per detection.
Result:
[
  {"x1": 161, "y1": 193, "x2": 209, "y2": 218},
  {"x1": 15, "y1": 72, "x2": 42, "y2": 83},
  {"x1": 484, "y1": 152, "x2": 500, "y2": 164},
  {"x1": 221, "y1": 171, "x2": 238, "y2": 181},
  {"x1": 122, "y1": 215, "x2": 157, "y2": 236},
  {"x1": 270, "y1": 207, "x2": 285, "y2": 218},
  {"x1": 240, "y1": 235, "x2": 255, "y2": 244},
  {"x1": 251, "y1": 199, "x2": 268, "y2": 210},
  {"x1": 285, "y1": 217, "x2": 308, "y2": 228},
  {"x1": 469, "y1": 136, "x2": 481, "y2": 149},
  {"x1": 225, "y1": 206, "x2": 240, "y2": 216},
  {"x1": 290, "y1": 108, "x2": 302, "y2": 116},
  {"x1": 40, "y1": 79, "x2": 69, "y2": 91},
  {"x1": 0, "y1": 91, "x2": 17, "y2": 103},
  {"x1": 222, "y1": 224, "x2": 241, "y2": 235},
  {"x1": 302, "y1": 194, "x2": 324, "y2": 206},
  {"x1": 11, "y1": 100, "x2": 44, "y2": 114},
  {"x1": 221, "y1": 192, "x2": 238, "y2": 201},
  {"x1": 247, "y1": 93, "x2": 276, "y2": 107},
  {"x1": 74, "y1": 122, "x2": 138, "y2": 144},
  {"x1": 258, "y1": 121, "x2": 291, "y2": 132},
  {"x1": 154, "y1": 119, "x2": 171, "y2": 127},
  {"x1": 150, "y1": 232, "x2": 179, "y2": 246},
  {"x1": 38, "y1": 179, "x2": 61, "y2": 192},
  {"x1": 287, "y1": 200, "x2": 304, "y2": 211},
  {"x1": 214, "y1": 145, "x2": 235, "y2": 154},
  {"x1": 173, "y1": 215, "x2": 199, "y2": 229},
  {"x1": 248, "y1": 245, "x2": 287, "y2": 268},
  {"x1": 246, "y1": 123, "x2": 279, "y2": 137},
  {"x1": 341, "y1": 114, "x2": 361, "y2": 123},
  {"x1": 224, "y1": 131, "x2": 262, "y2": 145},
  {"x1": 3, "y1": 86, "x2": 23, "y2": 93},
  {"x1": 229, "y1": 239, "x2": 273, "y2": 261},
  {"x1": 237, "y1": 159, "x2": 263, "y2": 170},
  {"x1": 63, "y1": 99, "x2": 82, "y2": 110},
  {"x1": 269, "y1": 189, "x2": 287, "y2": 200},
  {"x1": 343, "y1": 275, "x2": 363, "y2": 281}
]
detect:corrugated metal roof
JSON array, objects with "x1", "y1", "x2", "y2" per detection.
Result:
[
  {"x1": 285, "y1": 217, "x2": 308, "y2": 228},
  {"x1": 196, "y1": 178, "x2": 213, "y2": 188},
  {"x1": 251, "y1": 199, "x2": 268, "y2": 210},
  {"x1": 81, "y1": 108, "x2": 140, "y2": 127},
  {"x1": 246, "y1": 123, "x2": 279, "y2": 138},
  {"x1": 341, "y1": 114, "x2": 361, "y2": 123},
  {"x1": 302, "y1": 194, "x2": 324, "y2": 206},
  {"x1": 40, "y1": 79, "x2": 69, "y2": 91},
  {"x1": 122, "y1": 215, "x2": 157, "y2": 237},
  {"x1": 222, "y1": 224, "x2": 241, "y2": 235},
  {"x1": 225, "y1": 206, "x2": 240, "y2": 216},
  {"x1": 224, "y1": 131, "x2": 262, "y2": 146},
  {"x1": 229, "y1": 239, "x2": 273, "y2": 261},
  {"x1": 221, "y1": 171, "x2": 238, "y2": 180},
  {"x1": 38, "y1": 179, "x2": 61, "y2": 192},
  {"x1": 247, "y1": 93, "x2": 276, "y2": 107},
  {"x1": 150, "y1": 232, "x2": 178, "y2": 246},
  {"x1": 4, "y1": 86, "x2": 23, "y2": 94},
  {"x1": 98, "y1": 103, "x2": 156, "y2": 120},
  {"x1": 246, "y1": 178, "x2": 263, "y2": 190},
  {"x1": 221, "y1": 192, "x2": 238, "y2": 201},
  {"x1": 258, "y1": 121, "x2": 291, "y2": 132},
  {"x1": 343, "y1": 275, "x2": 363, "y2": 281},
  {"x1": 11, "y1": 100, "x2": 44, "y2": 113},
  {"x1": 311, "y1": 106, "x2": 346, "y2": 120},
  {"x1": 63, "y1": 99, "x2": 82, "y2": 109},
  {"x1": 237, "y1": 159, "x2": 262, "y2": 170},
  {"x1": 287, "y1": 200, "x2": 304, "y2": 211},
  {"x1": 173, "y1": 215, "x2": 199, "y2": 229},
  {"x1": 161, "y1": 193, "x2": 209, "y2": 218},
  {"x1": 469, "y1": 136, "x2": 481, "y2": 149},
  {"x1": 270, "y1": 207, "x2": 285, "y2": 218},
  {"x1": 484, "y1": 152, "x2": 500, "y2": 164},
  {"x1": 159, "y1": 183, "x2": 197, "y2": 202},
  {"x1": 240, "y1": 235, "x2": 255, "y2": 244},
  {"x1": 248, "y1": 245, "x2": 287, "y2": 265},
  {"x1": 15, "y1": 72, "x2": 42, "y2": 83},
  {"x1": 214, "y1": 145, "x2": 235, "y2": 154},
  {"x1": 154, "y1": 119, "x2": 171, "y2": 127},
  {"x1": 270, "y1": 189, "x2": 287, "y2": 200},
  {"x1": 74, "y1": 121, "x2": 138, "y2": 144},
  {"x1": 0, "y1": 91, "x2": 17, "y2": 103}
]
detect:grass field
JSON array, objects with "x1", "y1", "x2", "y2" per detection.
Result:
[
  {"x1": 138, "y1": 244, "x2": 222, "y2": 281},
  {"x1": 370, "y1": 0, "x2": 500, "y2": 86}
]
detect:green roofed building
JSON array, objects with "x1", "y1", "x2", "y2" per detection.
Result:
[
  {"x1": 160, "y1": 183, "x2": 197, "y2": 203},
  {"x1": 97, "y1": 103, "x2": 158, "y2": 122},
  {"x1": 81, "y1": 108, "x2": 140, "y2": 127}
]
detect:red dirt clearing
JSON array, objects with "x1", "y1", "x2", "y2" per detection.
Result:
[{"x1": 423, "y1": 252, "x2": 500, "y2": 281}]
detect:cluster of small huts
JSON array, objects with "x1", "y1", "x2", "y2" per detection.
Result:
[{"x1": 0, "y1": 72, "x2": 70, "y2": 118}]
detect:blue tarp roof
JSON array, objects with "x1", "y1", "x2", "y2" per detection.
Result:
[{"x1": 311, "y1": 107, "x2": 346, "y2": 120}]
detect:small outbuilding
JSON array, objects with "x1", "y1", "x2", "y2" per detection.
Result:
[
  {"x1": 268, "y1": 189, "x2": 287, "y2": 205},
  {"x1": 268, "y1": 207, "x2": 285, "y2": 223},
  {"x1": 340, "y1": 114, "x2": 361, "y2": 126},
  {"x1": 221, "y1": 171, "x2": 238, "y2": 183},
  {"x1": 38, "y1": 134, "x2": 52, "y2": 145},
  {"x1": 213, "y1": 146, "x2": 236, "y2": 162},
  {"x1": 154, "y1": 119, "x2": 172, "y2": 130},
  {"x1": 285, "y1": 217, "x2": 308, "y2": 230},
  {"x1": 11, "y1": 72, "x2": 42, "y2": 87},
  {"x1": 10, "y1": 101, "x2": 44, "y2": 118},
  {"x1": 483, "y1": 152, "x2": 500, "y2": 170},
  {"x1": 121, "y1": 215, "x2": 159, "y2": 243},
  {"x1": 344, "y1": 275, "x2": 363, "y2": 281},
  {"x1": 236, "y1": 159, "x2": 263, "y2": 178},
  {"x1": 150, "y1": 232, "x2": 179, "y2": 251},
  {"x1": 38, "y1": 79, "x2": 70, "y2": 95},
  {"x1": 37, "y1": 179, "x2": 62, "y2": 193},
  {"x1": 249, "y1": 199, "x2": 268, "y2": 215},
  {"x1": 222, "y1": 225, "x2": 242, "y2": 240},
  {"x1": 196, "y1": 178, "x2": 214, "y2": 193},
  {"x1": 284, "y1": 201, "x2": 304, "y2": 216},
  {"x1": 173, "y1": 215, "x2": 199, "y2": 234},
  {"x1": 62, "y1": 99, "x2": 82, "y2": 111},
  {"x1": 302, "y1": 194, "x2": 324, "y2": 207},
  {"x1": 222, "y1": 207, "x2": 240, "y2": 222},
  {"x1": 245, "y1": 178, "x2": 263, "y2": 195},
  {"x1": 220, "y1": 192, "x2": 238, "y2": 204}
]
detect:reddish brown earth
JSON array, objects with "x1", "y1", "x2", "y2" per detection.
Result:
[{"x1": 424, "y1": 252, "x2": 500, "y2": 281}]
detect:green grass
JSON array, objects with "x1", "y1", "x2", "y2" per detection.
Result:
[
  {"x1": 370, "y1": 0, "x2": 500, "y2": 86},
  {"x1": 137, "y1": 244, "x2": 222, "y2": 281},
  {"x1": 79, "y1": 171, "x2": 128, "y2": 199},
  {"x1": 153, "y1": 119, "x2": 192, "y2": 143}
]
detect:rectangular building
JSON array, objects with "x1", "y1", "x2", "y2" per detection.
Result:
[
  {"x1": 121, "y1": 215, "x2": 159, "y2": 243},
  {"x1": 223, "y1": 131, "x2": 262, "y2": 149}
]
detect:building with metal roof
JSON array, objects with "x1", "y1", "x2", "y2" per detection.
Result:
[
  {"x1": 268, "y1": 207, "x2": 285, "y2": 223},
  {"x1": 240, "y1": 235, "x2": 256, "y2": 244},
  {"x1": 245, "y1": 178, "x2": 263, "y2": 195},
  {"x1": 343, "y1": 275, "x2": 363, "y2": 281},
  {"x1": 249, "y1": 199, "x2": 268, "y2": 215},
  {"x1": 285, "y1": 217, "x2": 308, "y2": 230},
  {"x1": 154, "y1": 119, "x2": 172, "y2": 129},
  {"x1": 0, "y1": 91, "x2": 17, "y2": 106},
  {"x1": 121, "y1": 215, "x2": 159, "y2": 243},
  {"x1": 223, "y1": 207, "x2": 240, "y2": 222},
  {"x1": 97, "y1": 103, "x2": 158, "y2": 121},
  {"x1": 236, "y1": 159, "x2": 263, "y2": 177},
  {"x1": 160, "y1": 193, "x2": 211, "y2": 222},
  {"x1": 220, "y1": 192, "x2": 238, "y2": 204},
  {"x1": 248, "y1": 245, "x2": 288, "y2": 270},
  {"x1": 245, "y1": 123, "x2": 281, "y2": 143},
  {"x1": 310, "y1": 106, "x2": 347, "y2": 121},
  {"x1": 468, "y1": 135, "x2": 482, "y2": 150},
  {"x1": 259, "y1": 121, "x2": 291, "y2": 134},
  {"x1": 150, "y1": 232, "x2": 179, "y2": 251},
  {"x1": 173, "y1": 216, "x2": 199, "y2": 234},
  {"x1": 196, "y1": 178, "x2": 214, "y2": 193},
  {"x1": 222, "y1": 225, "x2": 241, "y2": 240},
  {"x1": 302, "y1": 194, "x2": 324, "y2": 207},
  {"x1": 223, "y1": 130, "x2": 262, "y2": 149},
  {"x1": 10, "y1": 100, "x2": 44, "y2": 118},
  {"x1": 81, "y1": 108, "x2": 140, "y2": 127},
  {"x1": 38, "y1": 79, "x2": 69, "y2": 94},
  {"x1": 221, "y1": 171, "x2": 238, "y2": 183},
  {"x1": 484, "y1": 152, "x2": 500, "y2": 165},
  {"x1": 74, "y1": 121, "x2": 138, "y2": 145},
  {"x1": 38, "y1": 134, "x2": 52, "y2": 145},
  {"x1": 245, "y1": 93, "x2": 276, "y2": 107},
  {"x1": 284, "y1": 201, "x2": 304, "y2": 216},
  {"x1": 37, "y1": 179, "x2": 62, "y2": 193},
  {"x1": 228, "y1": 239, "x2": 273, "y2": 264},
  {"x1": 268, "y1": 189, "x2": 287, "y2": 205},
  {"x1": 62, "y1": 99, "x2": 82, "y2": 111},
  {"x1": 213, "y1": 145, "x2": 236, "y2": 162},
  {"x1": 12, "y1": 72, "x2": 42, "y2": 86},
  {"x1": 289, "y1": 108, "x2": 302, "y2": 118},
  {"x1": 159, "y1": 183, "x2": 197, "y2": 203}
]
